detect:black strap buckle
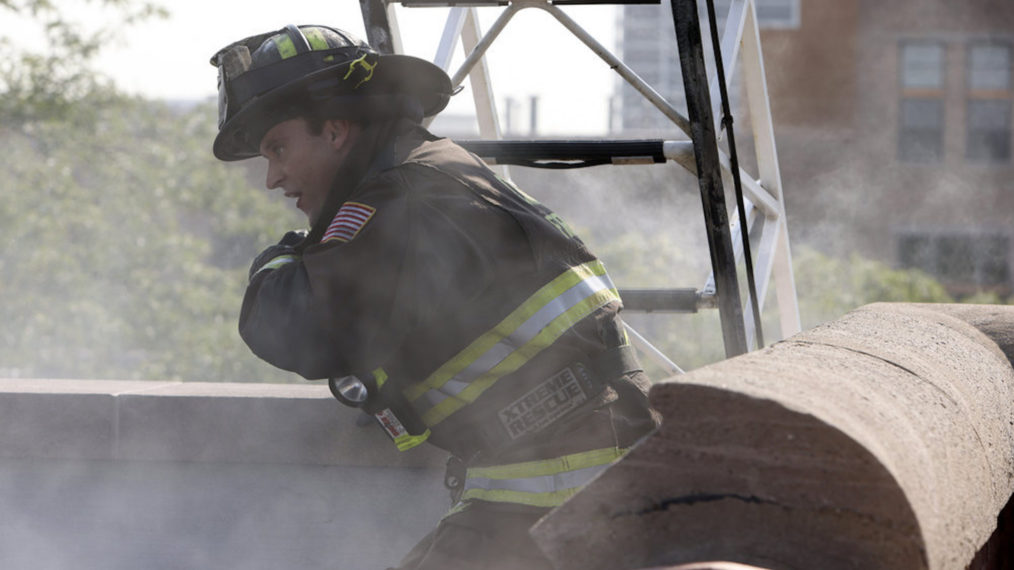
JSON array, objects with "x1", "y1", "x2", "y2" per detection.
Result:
[{"x1": 444, "y1": 456, "x2": 466, "y2": 503}]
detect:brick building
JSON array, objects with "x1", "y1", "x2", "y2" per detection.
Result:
[{"x1": 618, "y1": 0, "x2": 1014, "y2": 296}]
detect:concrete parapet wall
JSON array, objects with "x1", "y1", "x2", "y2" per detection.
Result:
[
  {"x1": 0, "y1": 379, "x2": 448, "y2": 569},
  {"x1": 0, "y1": 379, "x2": 446, "y2": 468},
  {"x1": 533, "y1": 303, "x2": 1014, "y2": 570}
]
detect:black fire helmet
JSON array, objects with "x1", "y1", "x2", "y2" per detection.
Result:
[{"x1": 210, "y1": 24, "x2": 453, "y2": 161}]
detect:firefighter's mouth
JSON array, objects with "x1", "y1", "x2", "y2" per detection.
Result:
[{"x1": 284, "y1": 190, "x2": 304, "y2": 209}]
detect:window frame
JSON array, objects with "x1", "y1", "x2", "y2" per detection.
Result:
[
  {"x1": 965, "y1": 40, "x2": 1012, "y2": 163},
  {"x1": 712, "y1": 0, "x2": 801, "y2": 30},
  {"x1": 898, "y1": 40, "x2": 947, "y2": 163}
]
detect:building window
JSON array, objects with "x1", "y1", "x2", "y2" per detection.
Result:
[
  {"x1": 967, "y1": 99, "x2": 1011, "y2": 161},
  {"x1": 966, "y1": 41, "x2": 1012, "y2": 162},
  {"x1": 969, "y1": 42, "x2": 1011, "y2": 91},
  {"x1": 899, "y1": 41, "x2": 946, "y2": 162},
  {"x1": 713, "y1": 0, "x2": 801, "y2": 30},
  {"x1": 897, "y1": 230, "x2": 1011, "y2": 292},
  {"x1": 901, "y1": 41, "x2": 945, "y2": 89},
  {"x1": 899, "y1": 99, "x2": 944, "y2": 162}
]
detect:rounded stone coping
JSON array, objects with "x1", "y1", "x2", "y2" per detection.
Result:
[{"x1": 533, "y1": 303, "x2": 1014, "y2": 570}]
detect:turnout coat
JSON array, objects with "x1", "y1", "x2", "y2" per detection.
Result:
[{"x1": 240, "y1": 121, "x2": 658, "y2": 511}]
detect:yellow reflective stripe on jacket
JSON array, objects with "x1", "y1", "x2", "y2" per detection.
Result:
[
  {"x1": 252, "y1": 254, "x2": 298, "y2": 279},
  {"x1": 369, "y1": 367, "x2": 431, "y2": 451},
  {"x1": 459, "y1": 447, "x2": 626, "y2": 508},
  {"x1": 393, "y1": 429, "x2": 431, "y2": 452},
  {"x1": 419, "y1": 276, "x2": 619, "y2": 426},
  {"x1": 404, "y1": 261, "x2": 619, "y2": 426},
  {"x1": 403, "y1": 260, "x2": 613, "y2": 401}
]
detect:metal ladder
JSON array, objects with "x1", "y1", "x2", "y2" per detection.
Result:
[{"x1": 358, "y1": 0, "x2": 801, "y2": 370}]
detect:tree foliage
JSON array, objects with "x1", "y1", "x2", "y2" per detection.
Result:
[
  {"x1": 790, "y1": 245, "x2": 954, "y2": 331},
  {"x1": 0, "y1": 3, "x2": 1003, "y2": 382},
  {"x1": 0, "y1": 0, "x2": 167, "y2": 122},
  {"x1": 0, "y1": 92, "x2": 997, "y2": 381},
  {"x1": 0, "y1": 0, "x2": 307, "y2": 382},
  {"x1": 0, "y1": 96, "x2": 304, "y2": 381},
  {"x1": 590, "y1": 233, "x2": 964, "y2": 373}
]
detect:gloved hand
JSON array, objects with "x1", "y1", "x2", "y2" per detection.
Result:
[
  {"x1": 277, "y1": 229, "x2": 308, "y2": 247},
  {"x1": 248, "y1": 230, "x2": 307, "y2": 281}
]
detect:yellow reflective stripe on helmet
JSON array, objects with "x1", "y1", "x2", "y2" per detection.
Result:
[
  {"x1": 275, "y1": 35, "x2": 297, "y2": 59},
  {"x1": 303, "y1": 27, "x2": 329, "y2": 51},
  {"x1": 459, "y1": 447, "x2": 626, "y2": 508},
  {"x1": 405, "y1": 261, "x2": 619, "y2": 427}
]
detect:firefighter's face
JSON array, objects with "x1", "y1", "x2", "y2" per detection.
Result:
[{"x1": 260, "y1": 117, "x2": 354, "y2": 224}]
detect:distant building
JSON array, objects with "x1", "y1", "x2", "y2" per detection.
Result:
[
  {"x1": 616, "y1": 0, "x2": 800, "y2": 134},
  {"x1": 616, "y1": 0, "x2": 1014, "y2": 296},
  {"x1": 428, "y1": 112, "x2": 481, "y2": 139}
]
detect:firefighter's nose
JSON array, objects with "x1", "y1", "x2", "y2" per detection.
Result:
[{"x1": 265, "y1": 160, "x2": 283, "y2": 190}]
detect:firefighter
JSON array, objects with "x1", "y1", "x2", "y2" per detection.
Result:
[{"x1": 210, "y1": 24, "x2": 661, "y2": 570}]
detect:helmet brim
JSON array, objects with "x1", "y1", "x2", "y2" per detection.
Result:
[{"x1": 213, "y1": 53, "x2": 452, "y2": 161}]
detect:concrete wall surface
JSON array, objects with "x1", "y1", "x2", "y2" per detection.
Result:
[
  {"x1": 533, "y1": 303, "x2": 1014, "y2": 570},
  {"x1": 0, "y1": 379, "x2": 449, "y2": 570}
]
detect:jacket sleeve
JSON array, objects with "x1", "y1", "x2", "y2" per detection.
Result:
[
  {"x1": 239, "y1": 261, "x2": 341, "y2": 377},
  {"x1": 238, "y1": 166, "x2": 493, "y2": 380}
]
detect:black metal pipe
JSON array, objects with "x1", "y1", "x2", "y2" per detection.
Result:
[
  {"x1": 671, "y1": 0, "x2": 748, "y2": 357},
  {"x1": 456, "y1": 139, "x2": 667, "y2": 167},
  {"x1": 703, "y1": 0, "x2": 764, "y2": 348},
  {"x1": 359, "y1": 0, "x2": 397, "y2": 55},
  {"x1": 619, "y1": 289, "x2": 700, "y2": 313}
]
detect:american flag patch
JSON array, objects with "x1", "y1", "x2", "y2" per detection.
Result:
[{"x1": 322, "y1": 202, "x2": 376, "y2": 243}]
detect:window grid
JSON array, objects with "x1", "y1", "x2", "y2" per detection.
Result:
[
  {"x1": 966, "y1": 41, "x2": 1012, "y2": 162},
  {"x1": 712, "y1": 0, "x2": 801, "y2": 29},
  {"x1": 899, "y1": 41, "x2": 946, "y2": 162}
]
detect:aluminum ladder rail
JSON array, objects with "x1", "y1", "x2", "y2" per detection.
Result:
[{"x1": 358, "y1": 0, "x2": 800, "y2": 367}]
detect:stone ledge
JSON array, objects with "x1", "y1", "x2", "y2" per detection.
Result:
[
  {"x1": 0, "y1": 379, "x2": 445, "y2": 469},
  {"x1": 534, "y1": 303, "x2": 1014, "y2": 570}
]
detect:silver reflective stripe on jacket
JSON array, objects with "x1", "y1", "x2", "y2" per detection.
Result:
[{"x1": 403, "y1": 260, "x2": 621, "y2": 428}]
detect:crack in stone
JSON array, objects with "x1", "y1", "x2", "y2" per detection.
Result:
[{"x1": 614, "y1": 492, "x2": 774, "y2": 519}]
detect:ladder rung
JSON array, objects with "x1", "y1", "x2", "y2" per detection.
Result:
[
  {"x1": 619, "y1": 289, "x2": 701, "y2": 313},
  {"x1": 456, "y1": 139, "x2": 669, "y2": 168}
]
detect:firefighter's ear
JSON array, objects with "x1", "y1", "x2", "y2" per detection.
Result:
[{"x1": 323, "y1": 119, "x2": 352, "y2": 149}]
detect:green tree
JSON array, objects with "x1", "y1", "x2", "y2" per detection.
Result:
[
  {"x1": 0, "y1": 5, "x2": 1001, "y2": 382},
  {"x1": 0, "y1": 0, "x2": 166, "y2": 122},
  {"x1": 588, "y1": 229, "x2": 960, "y2": 373},
  {"x1": 1, "y1": 96, "x2": 305, "y2": 381},
  {"x1": 0, "y1": 0, "x2": 310, "y2": 382},
  {"x1": 790, "y1": 245, "x2": 954, "y2": 331}
]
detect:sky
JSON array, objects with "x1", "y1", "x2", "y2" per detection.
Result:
[{"x1": 5, "y1": 1, "x2": 622, "y2": 135}]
